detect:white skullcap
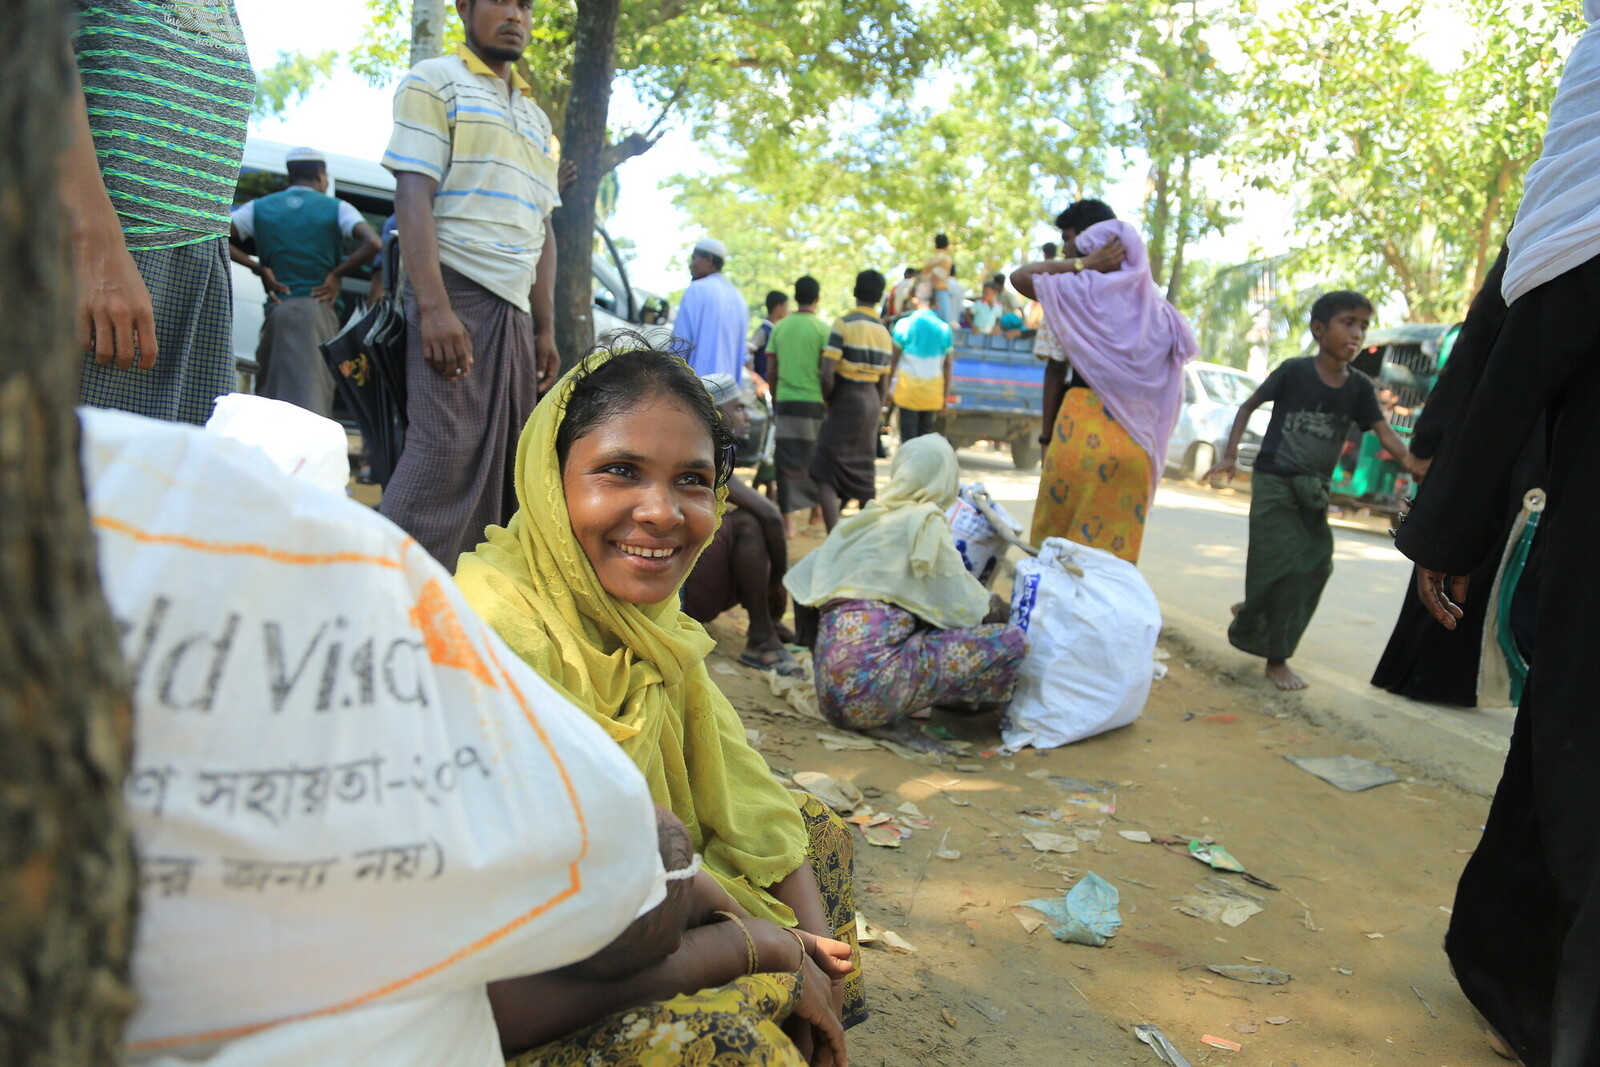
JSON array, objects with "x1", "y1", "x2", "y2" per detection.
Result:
[
  {"x1": 700, "y1": 373, "x2": 740, "y2": 407},
  {"x1": 692, "y1": 237, "x2": 729, "y2": 260},
  {"x1": 285, "y1": 146, "x2": 325, "y2": 164}
]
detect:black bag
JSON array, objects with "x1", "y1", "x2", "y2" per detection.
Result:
[{"x1": 321, "y1": 232, "x2": 408, "y2": 486}]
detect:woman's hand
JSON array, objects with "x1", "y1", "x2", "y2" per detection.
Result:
[
  {"x1": 1416, "y1": 568, "x2": 1468, "y2": 630},
  {"x1": 983, "y1": 594, "x2": 1011, "y2": 625},
  {"x1": 1081, "y1": 236, "x2": 1126, "y2": 273},
  {"x1": 786, "y1": 954, "x2": 847, "y2": 1067}
]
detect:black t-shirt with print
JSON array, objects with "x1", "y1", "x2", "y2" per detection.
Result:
[{"x1": 1252, "y1": 357, "x2": 1384, "y2": 480}]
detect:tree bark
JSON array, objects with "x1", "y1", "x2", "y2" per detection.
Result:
[
  {"x1": 551, "y1": 0, "x2": 622, "y2": 373},
  {"x1": 1165, "y1": 154, "x2": 1193, "y2": 305},
  {"x1": 0, "y1": 3, "x2": 139, "y2": 1064},
  {"x1": 409, "y1": 0, "x2": 445, "y2": 68},
  {"x1": 1146, "y1": 159, "x2": 1171, "y2": 288}
]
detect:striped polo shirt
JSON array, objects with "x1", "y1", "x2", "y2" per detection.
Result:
[
  {"x1": 383, "y1": 46, "x2": 561, "y2": 312},
  {"x1": 823, "y1": 307, "x2": 896, "y2": 383},
  {"x1": 74, "y1": 0, "x2": 255, "y2": 251}
]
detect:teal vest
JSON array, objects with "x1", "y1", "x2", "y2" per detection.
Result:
[{"x1": 252, "y1": 187, "x2": 342, "y2": 300}]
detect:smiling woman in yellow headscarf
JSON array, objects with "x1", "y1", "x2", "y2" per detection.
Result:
[
  {"x1": 457, "y1": 344, "x2": 864, "y2": 1060},
  {"x1": 784, "y1": 434, "x2": 1026, "y2": 750}
]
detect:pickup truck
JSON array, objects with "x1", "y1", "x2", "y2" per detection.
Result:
[{"x1": 932, "y1": 328, "x2": 1044, "y2": 469}]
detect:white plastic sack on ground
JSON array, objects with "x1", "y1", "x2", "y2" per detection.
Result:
[
  {"x1": 946, "y1": 483, "x2": 1022, "y2": 586},
  {"x1": 206, "y1": 393, "x2": 349, "y2": 493},
  {"x1": 80, "y1": 409, "x2": 663, "y2": 1063},
  {"x1": 1001, "y1": 537, "x2": 1161, "y2": 750}
]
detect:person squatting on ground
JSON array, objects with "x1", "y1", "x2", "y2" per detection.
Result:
[
  {"x1": 1395, "y1": 5, "x2": 1600, "y2": 1056},
  {"x1": 681, "y1": 374, "x2": 804, "y2": 678},
  {"x1": 379, "y1": 0, "x2": 564, "y2": 569},
  {"x1": 229, "y1": 147, "x2": 381, "y2": 417},
  {"x1": 888, "y1": 285, "x2": 953, "y2": 442},
  {"x1": 675, "y1": 236, "x2": 750, "y2": 384},
  {"x1": 1012, "y1": 203, "x2": 1196, "y2": 565},
  {"x1": 809, "y1": 271, "x2": 897, "y2": 531},
  {"x1": 784, "y1": 434, "x2": 1025, "y2": 753},
  {"x1": 456, "y1": 344, "x2": 866, "y2": 1062},
  {"x1": 767, "y1": 275, "x2": 831, "y2": 535},
  {"x1": 1210, "y1": 291, "x2": 1420, "y2": 691},
  {"x1": 66, "y1": 0, "x2": 255, "y2": 425}
]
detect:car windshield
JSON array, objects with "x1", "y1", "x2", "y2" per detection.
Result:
[{"x1": 1200, "y1": 369, "x2": 1259, "y2": 405}]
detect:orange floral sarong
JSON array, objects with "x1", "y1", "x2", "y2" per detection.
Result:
[{"x1": 1029, "y1": 387, "x2": 1152, "y2": 563}]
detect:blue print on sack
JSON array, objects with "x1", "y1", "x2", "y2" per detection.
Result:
[{"x1": 1011, "y1": 572, "x2": 1040, "y2": 632}]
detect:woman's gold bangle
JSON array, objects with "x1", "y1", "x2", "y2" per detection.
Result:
[
  {"x1": 714, "y1": 910, "x2": 760, "y2": 976},
  {"x1": 787, "y1": 927, "x2": 809, "y2": 973}
]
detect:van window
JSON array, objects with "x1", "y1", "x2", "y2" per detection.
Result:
[{"x1": 1200, "y1": 370, "x2": 1259, "y2": 405}]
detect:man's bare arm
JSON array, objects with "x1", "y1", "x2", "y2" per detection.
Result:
[
  {"x1": 395, "y1": 171, "x2": 472, "y2": 378},
  {"x1": 61, "y1": 64, "x2": 157, "y2": 370}
]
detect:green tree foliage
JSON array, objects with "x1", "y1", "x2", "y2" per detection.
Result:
[
  {"x1": 251, "y1": 49, "x2": 338, "y2": 119},
  {"x1": 351, "y1": 0, "x2": 931, "y2": 167},
  {"x1": 672, "y1": 0, "x2": 1244, "y2": 310},
  {"x1": 1237, "y1": 0, "x2": 1584, "y2": 322}
]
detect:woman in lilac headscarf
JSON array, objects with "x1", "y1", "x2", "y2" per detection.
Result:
[{"x1": 1011, "y1": 201, "x2": 1197, "y2": 563}]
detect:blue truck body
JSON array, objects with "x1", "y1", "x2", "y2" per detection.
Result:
[{"x1": 933, "y1": 328, "x2": 1044, "y2": 469}]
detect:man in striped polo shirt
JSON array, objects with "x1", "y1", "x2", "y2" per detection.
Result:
[
  {"x1": 809, "y1": 270, "x2": 898, "y2": 530},
  {"x1": 64, "y1": 0, "x2": 255, "y2": 425},
  {"x1": 381, "y1": 0, "x2": 563, "y2": 569}
]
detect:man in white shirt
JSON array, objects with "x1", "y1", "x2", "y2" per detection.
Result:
[{"x1": 673, "y1": 237, "x2": 749, "y2": 382}]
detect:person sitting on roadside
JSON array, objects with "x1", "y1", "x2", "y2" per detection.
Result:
[
  {"x1": 784, "y1": 434, "x2": 1025, "y2": 752},
  {"x1": 681, "y1": 374, "x2": 803, "y2": 677},
  {"x1": 457, "y1": 342, "x2": 866, "y2": 1061}
]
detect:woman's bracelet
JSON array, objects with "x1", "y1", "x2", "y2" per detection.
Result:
[
  {"x1": 713, "y1": 910, "x2": 760, "y2": 976},
  {"x1": 787, "y1": 927, "x2": 809, "y2": 972}
]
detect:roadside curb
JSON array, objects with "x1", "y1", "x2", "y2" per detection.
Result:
[{"x1": 1155, "y1": 600, "x2": 1512, "y2": 799}]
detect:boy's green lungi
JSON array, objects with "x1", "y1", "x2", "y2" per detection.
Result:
[{"x1": 1229, "y1": 471, "x2": 1334, "y2": 660}]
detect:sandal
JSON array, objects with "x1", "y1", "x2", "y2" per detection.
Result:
[{"x1": 739, "y1": 646, "x2": 806, "y2": 678}]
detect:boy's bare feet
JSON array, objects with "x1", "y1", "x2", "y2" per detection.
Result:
[{"x1": 1265, "y1": 659, "x2": 1307, "y2": 690}]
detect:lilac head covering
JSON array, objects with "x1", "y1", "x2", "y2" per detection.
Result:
[{"x1": 1033, "y1": 219, "x2": 1198, "y2": 494}]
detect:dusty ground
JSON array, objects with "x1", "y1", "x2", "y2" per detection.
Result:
[{"x1": 705, "y1": 524, "x2": 1502, "y2": 1067}]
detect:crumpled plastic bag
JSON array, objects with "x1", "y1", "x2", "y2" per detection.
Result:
[{"x1": 1020, "y1": 871, "x2": 1122, "y2": 946}]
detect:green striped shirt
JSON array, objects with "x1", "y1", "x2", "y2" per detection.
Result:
[{"x1": 76, "y1": 0, "x2": 254, "y2": 251}]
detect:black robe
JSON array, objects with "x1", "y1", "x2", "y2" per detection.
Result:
[
  {"x1": 1395, "y1": 250, "x2": 1598, "y2": 1066},
  {"x1": 1372, "y1": 248, "x2": 1545, "y2": 705}
]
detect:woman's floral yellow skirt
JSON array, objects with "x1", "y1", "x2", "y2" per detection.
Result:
[
  {"x1": 508, "y1": 794, "x2": 861, "y2": 1066},
  {"x1": 1030, "y1": 387, "x2": 1152, "y2": 563}
]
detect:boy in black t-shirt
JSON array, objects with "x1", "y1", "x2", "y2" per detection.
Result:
[{"x1": 1208, "y1": 291, "x2": 1421, "y2": 690}]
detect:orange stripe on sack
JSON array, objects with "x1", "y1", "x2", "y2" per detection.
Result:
[
  {"x1": 130, "y1": 618, "x2": 601, "y2": 1053},
  {"x1": 129, "y1": 868, "x2": 583, "y2": 1051},
  {"x1": 93, "y1": 516, "x2": 403, "y2": 569}
]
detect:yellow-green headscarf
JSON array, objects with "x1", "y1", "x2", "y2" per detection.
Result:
[
  {"x1": 783, "y1": 433, "x2": 991, "y2": 629},
  {"x1": 456, "y1": 351, "x2": 808, "y2": 924}
]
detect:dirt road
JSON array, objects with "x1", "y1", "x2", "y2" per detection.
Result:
[{"x1": 705, "y1": 584, "x2": 1501, "y2": 1066}]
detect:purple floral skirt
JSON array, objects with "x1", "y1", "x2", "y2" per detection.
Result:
[{"x1": 813, "y1": 599, "x2": 1026, "y2": 729}]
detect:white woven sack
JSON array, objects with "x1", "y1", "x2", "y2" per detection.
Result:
[
  {"x1": 1001, "y1": 537, "x2": 1160, "y2": 750},
  {"x1": 80, "y1": 409, "x2": 663, "y2": 1062}
]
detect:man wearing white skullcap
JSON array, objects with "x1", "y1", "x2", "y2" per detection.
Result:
[
  {"x1": 229, "y1": 148, "x2": 381, "y2": 416},
  {"x1": 673, "y1": 236, "x2": 751, "y2": 384}
]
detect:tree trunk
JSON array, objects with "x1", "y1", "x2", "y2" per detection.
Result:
[
  {"x1": 1165, "y1": 155, "x2": 1193, "y2": 305},
  {"x1": 1146, "y1": 159, "x2": 1171, "y2": 288},
  {"x1": 550, "y1": 0, "x2": 622, "y2": 373},
  {"x1": 0, "y1": 2, "x2": 139, "y2": 1064},
  {"x1": 410, "y1": 0, "x2": 445, "y2": 68}
]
